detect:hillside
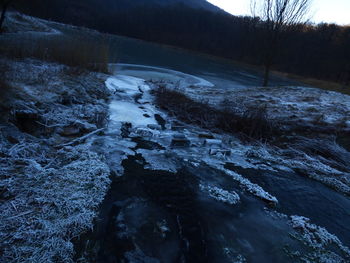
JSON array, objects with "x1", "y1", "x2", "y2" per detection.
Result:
[{"x1": 13, "y1": 0, "x2": 221, "y2": 26}]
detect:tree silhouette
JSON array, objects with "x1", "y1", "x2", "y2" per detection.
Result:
[
  {"x1": 0, "y1": 0, "x2": 13, "y2": 33},
  {"x1": 251, "y1": 0, "x2": 312, "y2": 86}
]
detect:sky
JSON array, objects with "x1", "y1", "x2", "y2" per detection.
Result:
[{"x1": 207, "y1": 0, "x2": 350, "y2": 25}]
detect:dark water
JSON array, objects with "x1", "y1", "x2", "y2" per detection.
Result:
[
  {"x1": 225, "y1": 163, "x2": 350, "y2": 248},
  {"x1": 83, "y1": 154, "x2": 301, "y2": 263}
]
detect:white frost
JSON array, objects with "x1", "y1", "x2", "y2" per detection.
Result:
[{"x1": 200, "y1": 184, "x2": 240, "y2": 205}]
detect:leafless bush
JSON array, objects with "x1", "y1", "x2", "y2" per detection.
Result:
[{"x1": 153, "y1": 86, "x2": 279, "y2": 141}]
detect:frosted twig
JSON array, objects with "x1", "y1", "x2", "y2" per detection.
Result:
[{"x1": 56, "y1": 128, "x2": 105, "y2": 147}]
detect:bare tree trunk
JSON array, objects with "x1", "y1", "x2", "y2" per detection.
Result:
[
  {"x1": 0, "y1": 0, "x2": 12, "y2": 34},
  {"x1": 251, "y1": 0, "x2": 311, "y2": 87},
  {"x1": 263, "y1": 64, "x2": 270, "y2": 86},
  {"x1": 262, "y1": 28, "x2": 278, "y2": 86}
]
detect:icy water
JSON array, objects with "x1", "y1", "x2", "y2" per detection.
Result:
[{"x1": 77, "y1": 60, "x2": 350, "y2": 262}]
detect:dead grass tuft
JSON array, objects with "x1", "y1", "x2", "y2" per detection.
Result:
[{"x1": 153, "y1": 86, "x2": 278, "y2": 141}]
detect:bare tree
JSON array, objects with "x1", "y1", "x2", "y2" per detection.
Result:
[
  {"x1": 251, "y1": 0, "x2": 312, "y2": 86},
  {"x1": 0, "y1": 0, "x2": 13, "y2": 33}
]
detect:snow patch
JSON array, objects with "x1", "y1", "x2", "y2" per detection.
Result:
[
  {"x1": 222, "y1": 168, "x2": 278, "y2": 204},
  {"x1": 200, "y1": 184, "x2": 240, "y2": 205}
]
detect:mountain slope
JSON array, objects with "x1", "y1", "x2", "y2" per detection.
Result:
[
  {"x1": 13, "y1": 0, "x2": 222, "y2": 23},
  {"x1": 12, "y1": 0, "x2": 223, "y2": 33}
]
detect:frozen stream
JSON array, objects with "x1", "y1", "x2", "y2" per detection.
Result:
[{"x1": 79, "y1": 64, "x2": 350, "y2": 263}]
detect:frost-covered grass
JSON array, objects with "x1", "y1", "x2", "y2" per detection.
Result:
[
  {"x1": 0, "y1": 55, "x2": 111, "y2": 262},
  {"x1": 0, "y1": 143, "x2": 110, "y2": 263},
  {"x1": 2, "y1": 11, "x2": 56, "y2": 34},
  {"x1": 289, "y1": 215, "x2": 350, "y2": 262},
  {"x1": 149, "y1": 77, "x2": 350, "y2": 197},
  {"x1": 152, "y1": 86, "x2": 277, "y2": 141},
  {"x1": 200, "y1": 183, "x2": 240, "y2": 205}
]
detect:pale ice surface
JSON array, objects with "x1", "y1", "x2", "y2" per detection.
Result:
[
  {"x1": 110, "y1": 63, "x2": 215, "y2": 88},
  {"x1": 109, "y1": 101, "x2": 157, "y2": 127},
  {"x1": 105, "y1": 75, "x2": 150, "y2": 96},
  {"x1": 136, "y1": 149, "x2": 179, "y2": 173}
]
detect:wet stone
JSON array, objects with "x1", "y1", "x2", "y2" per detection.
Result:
[
  {"x1": 171, "y1": 134, "x2": 190, "y2": 147},
  {"x1": 198, "y1": 133, "x2": 215, "y2": 139},
  {"x1": 58, "y1": 126, "x2": 81, "y2": 137},
  {"x1": 147, "y1": 124, "x2": 162, "y2": 130},
  {"x1": 209, "y1": 149, "x2": 231, "y2": 157},
  {"x1": 154, "y1": 114, "x2": 166, "y2": 129},
  {"x1": 204, "y1": 139, "x2": 222, "y2": 147},
  {"x1": 121, "y1": 122, "x2": 132, "y2": 138},
  {"x1": 132, "y1": 128, "x2": 154, "y2": 138}
]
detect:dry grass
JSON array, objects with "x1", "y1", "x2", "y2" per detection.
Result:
[
  {"x1": 0, "y1": 35, "x2": 110, "y2": 73},
  {"x1": 153, "y1": 86, "x2": 278, "y2": 141},
  {"x1": 272, "y1": 70, "x2": 350, "y2": 95}
]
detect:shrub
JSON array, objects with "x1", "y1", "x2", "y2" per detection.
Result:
[{"x1": 153, "y1": 85, "x2": 278, "y2": 141}]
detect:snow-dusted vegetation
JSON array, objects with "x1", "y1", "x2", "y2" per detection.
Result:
[{"x1": 0, "y1": 32, "x2": 112, "y2": 262}]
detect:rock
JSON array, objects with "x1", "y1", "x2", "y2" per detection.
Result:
[
  {"x1": 74, "y1": 120, "x2": 97, "y2": 133},
  {"x1": 198, "y1": 133, "x2": 215, "y2": 139},
  {"x1": 133, "y1": 128, "x2": 154, "y2": 138},
  {"x1": 154, "y1": 114, "x2": 166, "y2": 129},
  {"x1": 58, "y1": 121, "x2": 97, "y2": 137},
  {"x1": 209, "y1": 149, "x2": 231, "y2": 157},
  {"x1": 204, "y1": 139, "x2": 222, "y2": 147},
  {"x1": 171, "y1": 122, "x2": 186, "y2": 131},
  {"x1": 121, "y1": 122, "x2": 132, "y2": 138},
  {"x1": 171, "y1": 134, "x2": 190, "y2": 147},
  {"x1": 147, "y1": 124, "x2": 162, "y2": 130},
  {"x1": 58, "y1": 126, "x2": 81, "y2": 136}
]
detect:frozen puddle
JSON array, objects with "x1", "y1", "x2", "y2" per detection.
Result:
[
  {"x1": 109, "y1": 101, "x2": 157, "y2": 127},
  {"x1": 106, "y1": 74, "x2": 157, "y2": 127},
  {"x1": 105, "y1": 75, "x2": 150, "y2": 96}
]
